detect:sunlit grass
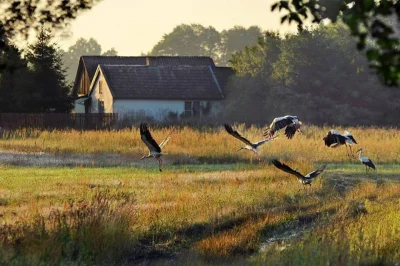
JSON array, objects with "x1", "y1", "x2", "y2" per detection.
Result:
[
  {"x1": 0, "y1": 125, "x2": 399, "y2": 164},
  {"x1": 0, "y1": 163, "x2": 399, "y2": 265},
  {"x1": 0, "y1": 125, "x2": 400, "y2": 264},
  {"x1": 253, "y1": 184, "x2": 400, "y2": 265}
]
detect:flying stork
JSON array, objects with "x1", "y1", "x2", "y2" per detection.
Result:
[
  {"x1": 224, "y1": 124, "x2": 277, "y2": 156},
  {"x1": 356, "y1": 148, "x2": 376, "y2": 173},
  {"x1": 139, "y1": 123, "x2": 171, "y2": 172},
  {"x1": 323, "y1": 130, "x2": 357, "y2": 157},
  {"x1": 271, "y1": 159, "x2": 327, "y2": 188},
  {"x1": 263, "y1": 115, "x2": 302, "y2": 139}
]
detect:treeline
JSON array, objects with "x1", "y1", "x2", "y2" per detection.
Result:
[
  {"x1": 62, "y1": 24, "x2": 262, "y2": 83},
  {"x1": 149, "y1": 24, "x2": 263, "y2": 66},
  {"x1": 224, "y1": 23, "x2": 400, "y2": 126},
  {"x1": 0, "y1": 28, "x2": 72, "y2": 113},
  {"x1": 63, "y1": 38, "x2": 117, "y2": 82}
]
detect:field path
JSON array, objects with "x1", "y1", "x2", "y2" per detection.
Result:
[{"x1": 0, "y1": 149, "x2": 142, "y2": 167}]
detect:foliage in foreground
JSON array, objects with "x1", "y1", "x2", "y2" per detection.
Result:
[{"x1": 0, "y1": 188, "x2": 136, "y2": 265}]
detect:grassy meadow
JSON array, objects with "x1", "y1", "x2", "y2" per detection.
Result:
[
  {"x1": 0, "y1": 125, "x2": 399, "y2": 164},
  {"x1": 0, "y1": 125, "x2": 400, "y2": 265}
]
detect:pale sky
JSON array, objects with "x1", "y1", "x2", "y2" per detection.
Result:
[{"x1": 55, "y1": 0, "x2": 297, "y2": 55}]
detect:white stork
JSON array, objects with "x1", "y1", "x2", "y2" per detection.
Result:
[
  {"x1": 263, "y1": 115, "x2": 302, "y2": 139},
  {"x1": 139, "y1": 123, "x2": 171, "y2": 172},
  {"x1": 224, "y1": 124, "x2": 277, "y2": 156},
  {"x1": 271, "y1": 159, "x2": 327, "y2": 188},
  {"x1": 323, "y1": 130, "x2": 357, "y2": 157},
  {"x1": 356, "y1": 148, "x2": 376, "y2": 173}
]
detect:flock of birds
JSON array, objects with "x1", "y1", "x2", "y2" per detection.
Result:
[{"x1": 139, "y1": 115, "x2": 376, "y2": 188}]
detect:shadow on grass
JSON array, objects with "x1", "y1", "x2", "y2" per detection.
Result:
[{"x1": 129, "y1": 189, "x2": 339, "y2": 264}]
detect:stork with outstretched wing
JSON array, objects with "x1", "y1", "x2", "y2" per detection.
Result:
[
  {"x1": 271, "y1": 159, "x2": 327, "y2": 188},
  {"x1": 264, "y1": 115, "x2": 302, "y2": 139},
  {"x1": 139, "y1": 123, "x2": 171, "y2": 172},
  {"x1": 323, "y1": 129, "x2": 358, "y2": 157},
  {"x1": 224, "y1": 124, "x2": 277, "y2": 155}
]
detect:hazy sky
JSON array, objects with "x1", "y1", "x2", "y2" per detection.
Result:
[{"x1": 56, "y1": 0, "x2": 297, "y2": 55}]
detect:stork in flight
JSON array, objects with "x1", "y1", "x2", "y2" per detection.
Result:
[
  {"x1": 224, "y1": 124, "x2": 277, "y2": 156},
  {"x1": 263, "y1": 115, "x2": 302, "y2": 139},
  {"x1": 357, "y1": 148, "x2": 376, "y2": 173},
  {"x1": 323, "y1": 130, "x2": 357, "y2": 157},
  {"x1": 271, "y1": 159, "x2": 327, "y2": 188},
  {"x1": 139, "y1": 123, "x2": 171, "y2": 172}
]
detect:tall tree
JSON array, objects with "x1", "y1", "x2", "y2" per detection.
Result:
[
  {"x1": 63, "y1": 38, "x2": 118, "y2": 82},
  {"x1": 0, "y1": 44, "x2": 31, "y2": 112},
  {"x1": 0, "y1": 1, "x2": 100, "y2": 75},
  {"x1": 26, "y1": 28, "x2": 72, "y2": 113},
  {"x1": 150, "y1": 24, "x2": 221, "y2": 62}
]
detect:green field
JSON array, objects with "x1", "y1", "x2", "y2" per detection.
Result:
[{"x1": 1, "y1": 162, "x2": 400, "y2": 265}]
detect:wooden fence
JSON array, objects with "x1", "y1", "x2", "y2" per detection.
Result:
[{"x1": 0, "y1": 113, "x2": 118, "y2": 130}]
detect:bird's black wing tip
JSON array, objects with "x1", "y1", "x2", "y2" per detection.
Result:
[{"x1": 271, "y1": 159, "x2": 281, "y2": 166}]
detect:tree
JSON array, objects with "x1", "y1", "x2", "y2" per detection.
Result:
[
  {"x1": 225, "y1": 23, "x2": 400, "y2": 125},
  {"x1": 0, "y1": 1, "x2": 100, "y2": 74},
  {"x1": 25, "y1": 28, "x2": 72, "y2": 113},
  {"x1": 63, "y1": 38, "x2": 118, "y2": 82},
  {"x1": 0, "y1": 44, "x2": 31, "y2": 112},
  {"x1": 271, "y1": 0, "x2": 400, "y2": 86},
  {"x1": 149, "y1": 24, "x2": 264, "y2": 65},
  {"x1": 150, "y1": 24, "x2": 221, "y2": 62},
  {"x1": 225, "y1": 32, "x2": 281, "y2": 123},
  {"x1": 220, "y1": 26, "x2": 263, "y2": 65}
]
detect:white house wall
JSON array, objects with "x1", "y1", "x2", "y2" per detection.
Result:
[
  {"x1": 114, "y1": 100, "x2": 183, "y2": 120},
  {"x1": 90, "y1": 73, "x2": 113, "y2": 113},
  {"x1": 114, "y1": 100, "x2": 222, "y2": 120}
]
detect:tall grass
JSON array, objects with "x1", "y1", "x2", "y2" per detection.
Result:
[
  {"x1": 0, "y1": 188, "x2": 137, "y2": 265},
  {"x1": 0, "y1": 125, "x2": 399, "y2": 164}
]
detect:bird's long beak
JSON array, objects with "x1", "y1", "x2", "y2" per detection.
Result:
[
  {"x1": 356, "y1": 149, "x2": 361, "y2": 153},
  {"x1": 237, "y1": 147, "x2": 243, "y2": 152}
]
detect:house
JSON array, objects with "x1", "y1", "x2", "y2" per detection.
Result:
[{"x1": 73, "y1": 56, "x2": 233, "y2": 120}]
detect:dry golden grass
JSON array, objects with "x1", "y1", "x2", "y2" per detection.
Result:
[
  {"x1": 1, "y1": 163, "x2": 400, "y2": 265},
  {"x1": 0, "y1": 125, "x2": 399, "y2": 164},
  {"x1": 0, "y1": 125, "x2": 400, "y2": 265}
]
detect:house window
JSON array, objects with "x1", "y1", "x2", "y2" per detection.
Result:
[
  {"x1": 99, "y1": 80, "x2": 105, "y2": 94},
  {"x1": 98, "y1": 100, "x2": 105, "y2": 113},
  {"x1": 184, "y1": 101, "x2": 201, "y2": 117},
  {"x1": 193, "y1": 101, "x2": 200, "y2": 117},
  {"x1": 184, "y1": 101, "x2": 192, "y2": 116}
]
